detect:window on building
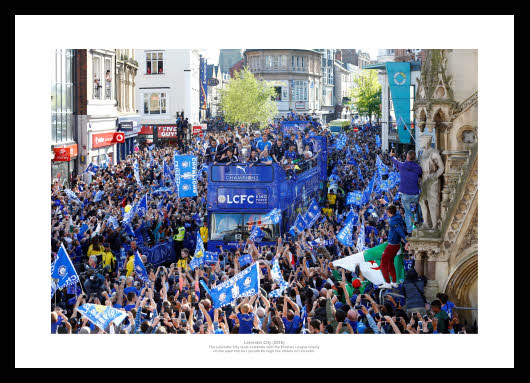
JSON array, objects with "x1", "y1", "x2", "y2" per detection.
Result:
[
  {"x1": 104, "y1": 58, "x2": 112, "y2": 99},
  {"x1": 52, "y1": 49, "x2": 74, "y2": 144},
  {"x1": 146, "y1": 51, "x2": 164, "y2": 74},
  {"x1": 272, "y1": 86, "x2": 282, "y2": 101},
  {"x1": 292, "y1": 80, "x2": 308, "y2": 101},
  {"x1": 93, "y1": 56, "x2": 102, "y2": 100},
  {"x1": 143, "y1": 92, "x2": 167, "y2": 115}
]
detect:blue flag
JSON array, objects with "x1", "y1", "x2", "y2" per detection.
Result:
[
  {"x1": 203, "y1": 251, "x2": 219, "y2": 265},
  {"x1": 263, "y1": 208, "x2": 281, "y2": 225},
  {"x1": 107, "y1": 216, "x2": 119, "y2": 230},
  {"x1": 357, "y1": 167, "x2": 364, "y2": 181},
  {"x1": 269, "y1": 256, "x2": 289, "y2": 298},
  {"x1": 337, "y1": 217, "x2": 354, "y2": 247},
  {"x1": 209, "y1": 263, "x2": 260, "y2": 308},
  {"x1": 64, "y1": 189, "x2": 81, "y2": 204},
  {"x1": 152, "y1": 186, "x2": 173, "y2": 195},
  {"x1": 174, "y1": 155, "x2": 198, "y2": 197},
  {"x1": 248, "y1": 225, "x2": 265, "y2": 243},
  {"x1": 356, "y1": 223, "x2": 367, "y2": 252},
  {"x1": 77, "y1": 303, "x2": 128, "y2": 331},
  {"x1": 347, "y1": 191, "x2": 363, "y2": 206},
  {"x1": 376, "y1": 135, "x2": 381, "y2": 148},
  {"x1": 239, "y1": 253, "x2": 253, "y2": 267},
  {"x1": 133, "y1": 159, "x2": 142, "y2": 189},
  {"x1": 305, "y1": 199, "x2": 321, "y2": 229},
  {"x1": 376, "y1": 155, "x2": 389, "y2": 176},
  {"x1": 136, "y1": 194, "x2": 148, "y2": 218},
  {"x1": 84, "y1": 162, "x2": 99, "y2": 176},
  {"x1": 294, "y1": 213, "x2": 307, "y2": 233},
  {"x1": 134, "y1": 251, "x2": 149, "y2": 284},
  {"x1": 190, "y1": 232, "x2": 206, "y2": 270},
  {"x1": 51, "y1": 243, "x2": 80, "y2": 289}
]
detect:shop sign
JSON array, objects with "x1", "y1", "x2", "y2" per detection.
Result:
[
  {"x1": 92, "y1": 133, "x2": 117, "y2": 149},
  {"x1": 53, "y1": 147, "x2": 70, "y2": 161},
  {"x1": 53, "y1": 143, "x2": 78, "y2": 161},
  {"x1": 157, "y1": 125, "x2": 179, "y2": 138},
  {"x1": 119, "y1": 121, "x2": 134, "y2": 130}
]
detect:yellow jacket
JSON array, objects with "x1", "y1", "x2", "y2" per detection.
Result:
[
  {"x1": 200, "y1": 227, "x2": 208, "y2": 243},
  {"x1": 177, "y1": 258, "x2": 189, "y2": 271},
  {"x1": 101, "y1": 250, "x2": 116, "y2": 270},
  {"x1": 322, "y1": 208, "x2": 333, "y2": 218},
  {"x1": 126, "y1": 256, "x2": 135, "y2": 277},
  {"x1": 327, "y1": 194, "x2": 337, "y2": 205},
  {"x1": 87, "y1": 244, "x2": 104, "y2": 258}
]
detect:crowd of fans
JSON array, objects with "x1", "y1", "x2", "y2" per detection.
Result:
[{"x1": 51, "y1": 114, "x2": 473, "y2": 335}]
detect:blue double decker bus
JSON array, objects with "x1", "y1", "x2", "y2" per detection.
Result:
[{"x1": 206, "y1": 136, "x2": 328, "y2": 252}]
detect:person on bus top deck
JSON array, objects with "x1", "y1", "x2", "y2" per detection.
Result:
[
  {"x1": 215, "y1": 136, "x2": 228, "y2": 162},
  {"x1": 303, "y1": 133, "x2": 314, "y2": 153},
  {"x1": 226, "y1": 139, "x2": 239, "y2": 157},
  {"x1": 248, "y1": 149, "x2": 259, "y2": 164},
  {"x1": 253, "y1": 131, "x2": 262, "y2": 147},
  {"x1": 271, "y1": 137, "x2": 285, "y2": 164},
  {"x1": 256, "y1": 134, "x2": 272, "y2": 154},
  {"x1": 285, "y1": 133, "x2": 296, "y2": 151},
  {"x1": 250, "y1": 148, "x2": 272, "y2": 167},
  {"x1": 216, "y1": 148, "x2": 239, "y2": 164},
  {"x1": 285, "y1": 145, "x2": 299, "y2": 161}
]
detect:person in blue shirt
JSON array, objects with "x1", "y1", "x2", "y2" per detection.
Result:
[
  {"x1": 94, "y1": 185, "x2": 105, "y2": 203},
  {"x1": 231, "y1": 301, "x2": 258, "y2": 334},
  {"x1": 256, "y1": 135, "x2": 272, "y2": 154},
  {"x1": 378, "y1": 204, "x2": 409, "y2": 290},
  {"x1": 281, "y1": 296, "x2": 301, "y2": 333},
  {"x1": 437, "y1": 293, "x2": 456, "y2": 319}
]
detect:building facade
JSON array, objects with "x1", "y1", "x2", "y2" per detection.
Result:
[
  {"x1": 315, "y1": 49, "x2": 336, "y2": 122},
  {"x1": 85, "y1": 49, "x2": 119, "y2": 171},
  {"x1": 340, "y1": 49, "x2": 371, "y2": 69},
  {"x1": 333, "y1": 61, "x2": 357, "y2": 120},
  {"x1": 206, "y1": 64, "x2": 223, "y2": 118},
  {"x1": 115, "y1": 49, "x2": 141, "y2": 162},
  {"x1": 407, "y1": 49, "x2": 478, "y2": 327},
  {"x1": 51, "y1": 49, "x2": 78, "y2": 186},
  {"x1": 135, "y1": 49, "x2": 201, "y2": 145},
  {"x1": 244, "y1": 49, "x2": 323, "y2": 119}
]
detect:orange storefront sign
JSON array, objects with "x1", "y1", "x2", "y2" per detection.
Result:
[{"x1": 53, "y1": 143, "x2": 78, "y2": 161}]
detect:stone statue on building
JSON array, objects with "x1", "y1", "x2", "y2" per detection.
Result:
[{"x1": 418, "y1": 134, "x2": 445, "y2": 229}]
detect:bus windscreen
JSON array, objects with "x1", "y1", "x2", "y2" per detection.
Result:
[{"x1": 210, "y1": 213, "x2": 279, "y2": 242}]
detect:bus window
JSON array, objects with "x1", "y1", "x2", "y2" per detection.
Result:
[
  {"x1": 210, "y1": 213, "x2": 244, "y2": 242},
  {"x1": 243, "y1": 213, "x2": 279, "y2": 242}
]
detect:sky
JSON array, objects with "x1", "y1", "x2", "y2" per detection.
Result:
[{"x1": 200, "y1": 48, "x2": 381, "y2": 65}]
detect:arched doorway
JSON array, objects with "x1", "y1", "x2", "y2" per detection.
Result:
[{"x1": 444, "y1": 252, "x2": 478, "y2": 331}]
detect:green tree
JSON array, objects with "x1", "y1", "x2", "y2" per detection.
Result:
[
  {"x1": 219, "y1": 67, "x2": 278, "y2": 129},
  {"x1": 350, "y1": 69, "x2": 382, "y2": 123}
]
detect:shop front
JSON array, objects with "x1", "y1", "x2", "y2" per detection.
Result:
[
  {"x1": 117, "y1": 116, "x2": 141, "y2": 162},
  {"x1": 156, "y1": 125, "x2": 180, "y2": 147},
  {"x1": 90, "y1": 132, "x2": 120, "y2": 167},
  {"x1": 51, "y1": 143, "x2": 78, "y2": 187}
]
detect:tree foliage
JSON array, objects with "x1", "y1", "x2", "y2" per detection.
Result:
[
  {"x1": 350, "y1": 69, "x2": 382, "y2": 123},
  {"x1": 219, "y1": 67, "x2": 278, "y2": 128}
]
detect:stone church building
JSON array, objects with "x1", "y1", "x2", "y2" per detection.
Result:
[{"x1": 408, "y1": 49, "x2": 478, "y2": 327}]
